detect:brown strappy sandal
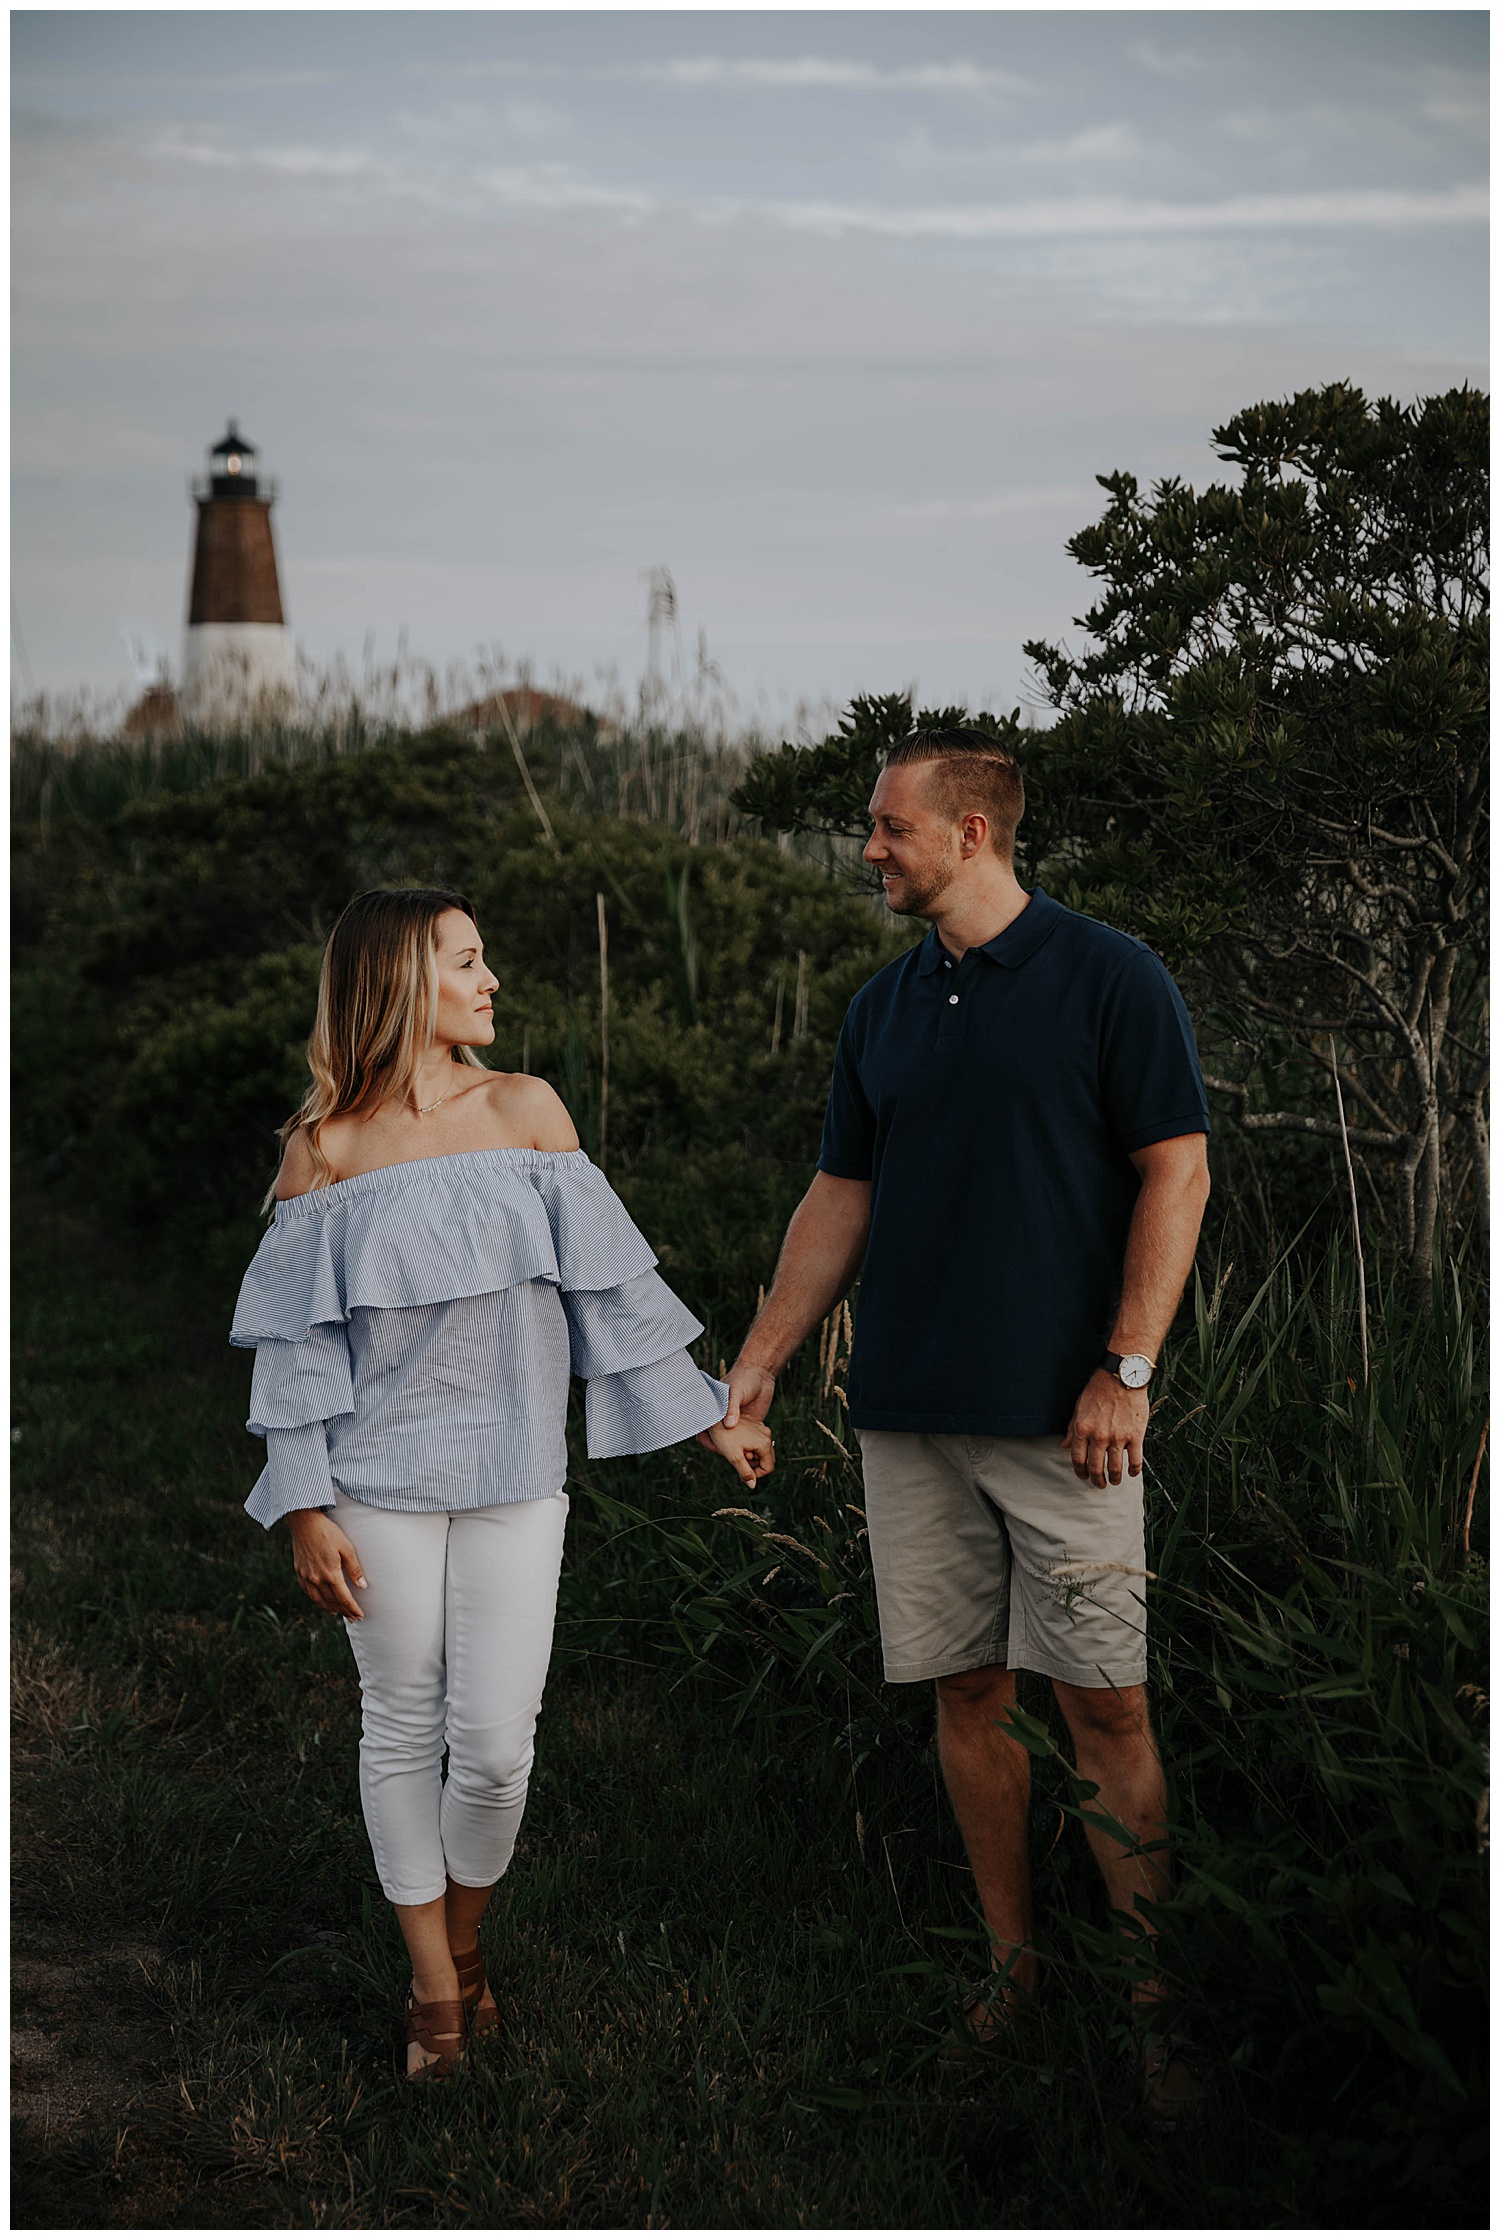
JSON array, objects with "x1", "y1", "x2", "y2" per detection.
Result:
[
  {"x1": 453, "y1": 1947, "x2": 500, "y2": 2040},
  {"x1": 403, "y1": 1987, "x2": 467, "y2": 2079}
]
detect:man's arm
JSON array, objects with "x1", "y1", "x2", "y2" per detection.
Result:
[
  {"x1": 1064, "y1": 1133, "x2": 1210, "y2": 1489},
  {"x1": 714, "y1": 1171, "x2": 872, "y2": 1429}
]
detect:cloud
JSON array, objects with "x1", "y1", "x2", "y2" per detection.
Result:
[
  {"x1": 14, "y1": 65, "x2": 344, "y2": 94},
  {"x1": 474, "y1": 164, "x2": 656, "y2": 220},
  {"x1": 1127, "y1": 40, "x2": 1210, "y2": 80},
  {"x1": 894, "y1": 119, "x2": 1150, "y2": 176},
  {"x1": 1014, "y1": 122, "x2": 1150, "y2": 166},
  {"x1": 398, "y1": 53, "x2": 1031, "y2": 100},
  {"x1": 143, "y1": 133, "x2": 1486, "y2": 246},
  {"x1": 629, "y1": 57, "x2": 1030, "y2": 99},
  {"x1": 761, "y1": 184, "x2": 1489, "y2": 243},
  {"x1": 149, "y1": 135, "x2": 375, "y2": 181},
  {"x1": 1421, "y1": 96, "x2": 1487, "y2": 126}
]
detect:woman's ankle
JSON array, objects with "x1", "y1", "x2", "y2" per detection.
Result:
[{"x1": 410, "y1": 1964, "x2": 460, "y2": 2005}]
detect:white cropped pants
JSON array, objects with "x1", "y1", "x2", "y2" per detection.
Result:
[{"x1": 334, "y1": 1490, "x2": 569, "y2": 1906}]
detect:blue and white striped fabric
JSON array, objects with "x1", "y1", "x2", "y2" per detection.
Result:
[{"x1": 229, "y1": 1148, "x2": 729, "y2": 1529}]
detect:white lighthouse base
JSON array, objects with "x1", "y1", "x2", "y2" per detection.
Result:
[{"x1": 181, "y1": 624, "x2": 298, "y2": 730}]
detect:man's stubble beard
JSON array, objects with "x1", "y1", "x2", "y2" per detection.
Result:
[{"x1": 881, "y1": 853, "x2": 955, "y2": 918}]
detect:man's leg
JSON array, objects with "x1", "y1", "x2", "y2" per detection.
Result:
[
  {"x1": 1051, "y1": 1679, "x2": 1168, "y2": 2000},
  {"x1": 852, "y1": 1431, "x2": 1026, "y2": 2021},
  {"x1": 1053, "y1": 1678, "x2": 1205, "y2": 2118},
  {"x1": 935, "y1": 1663, "x2": 1040, "y2": 2005}
]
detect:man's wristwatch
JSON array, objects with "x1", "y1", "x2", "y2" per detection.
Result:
[{"x1": 1101, "y1": 1350, "x2": 1155, "y2": 1390}]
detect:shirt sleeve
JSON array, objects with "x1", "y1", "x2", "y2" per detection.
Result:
[
  {"x1": 1099, "y1": 945, "x2": 1212, "y2": 1155},
  {"x1": 817, "y1": 1005, "x2": 876, "y2": 1180},
  {"x1": 242, "y1": 1322, "x2": 354, "y2": 1530},
  {"x1": 246, "y1": 1424, "x2": 339, "y2": 1530},
  {"x1": 561, "y1": 1268, "x2": 729, "y2": 1458}
]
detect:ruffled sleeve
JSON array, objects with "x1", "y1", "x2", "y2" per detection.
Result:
[
  {"x1": 560, "y1": 1267, "x2": 729, "y2": 1457},
  {"x1": 236, "y1": 1289, "x2": 356, "y2": 1531}
]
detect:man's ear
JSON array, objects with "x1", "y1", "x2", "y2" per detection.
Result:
[{"x1": 958, "y1": 811, "x2": 991, "y2": 859}]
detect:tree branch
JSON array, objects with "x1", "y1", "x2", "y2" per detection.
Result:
[{"x1": 1202, "y1": 1075, "x2": 1405, "y2": 1148}]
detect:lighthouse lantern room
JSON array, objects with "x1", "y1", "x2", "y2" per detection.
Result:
[{"x1": 182, "y1": 419, "x2": 297, "y2": 727}]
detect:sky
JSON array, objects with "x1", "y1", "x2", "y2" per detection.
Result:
[{"x1": 11, "y1": 8, "x2": 1490, "y2": 730}]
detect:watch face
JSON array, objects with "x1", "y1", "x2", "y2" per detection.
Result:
[{"x1": 1119, "y1": 1354, "x2": 1153, "y2": 1389}]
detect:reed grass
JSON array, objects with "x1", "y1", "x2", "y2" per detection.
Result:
[
  {"x1": 10, "y1": 690, "x2": 1487, "y2": 2226},
  {"x1": 7, "y1": 642, "x2": 813, "y2": 857},
  {"x1": 11, "y1": 1161, "x2": 1486, "y2": 2227}
]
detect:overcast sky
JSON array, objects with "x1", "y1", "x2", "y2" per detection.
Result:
[{"x1": 12, "y1": 8, "x2": 1489, "y2": 729}]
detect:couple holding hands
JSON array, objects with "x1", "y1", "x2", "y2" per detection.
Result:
[{"x1": 232, "y1": 727, "x2": 1211, "y2": 2118}]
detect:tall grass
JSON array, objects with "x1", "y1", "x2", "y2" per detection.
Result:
[
  {"x1": 12, "y1": 1204, "x2": 1471, "y2": 2226},
  {"x1": 10, "y1": 687, "x2": 1487, "y2": 2224},
  {"x1": 9, "y1": 1174, "x2": 1254, "y2": 2231},
  {"x1": 8, "y1": 643, "x2": 833, "y2": 859},
  {"x1": 570, "y1": 1232, "x2": 1488, "y2": 2220}
]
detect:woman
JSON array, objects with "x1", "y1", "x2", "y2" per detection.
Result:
[{"x1": 230, "y1": 886, "x2": 773, "y2": 2077}]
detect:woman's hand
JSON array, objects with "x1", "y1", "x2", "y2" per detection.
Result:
[
  {"x1": 703, "y1": 1417, "x2": 776, "y2": 1490},
  {"x1": 288, "y1": 1509, "x2": 368, "y2": 1621}
]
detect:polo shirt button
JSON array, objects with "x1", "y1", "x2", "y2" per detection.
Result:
[{"x1": 948, "y1": 994, "x2": 959, "y2": 1005}]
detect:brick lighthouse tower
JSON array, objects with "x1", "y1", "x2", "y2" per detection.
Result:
[{"x1": 181, "y1": 420, "x2": 296, "y2": 726}]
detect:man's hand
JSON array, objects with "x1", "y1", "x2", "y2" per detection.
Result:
[
  {"x1": 695, "y1": 1359, "x2": 776, "y2": 1456},
  {"x1": 723, "y1": 1358, "x2": 777, "y2": 1430},
  {"x1": 1063, "y1": 1371, "x2": 1150, "y2": 1488}
]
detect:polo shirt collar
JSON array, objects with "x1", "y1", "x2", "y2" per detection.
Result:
[{"x1": 915, "y1": 888, "x2": 1063, "y2": 975}]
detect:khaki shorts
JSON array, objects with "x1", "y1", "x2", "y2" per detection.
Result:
[{"x1": 856, "y1": 1429, "x2": 1149, "y2": 1691}]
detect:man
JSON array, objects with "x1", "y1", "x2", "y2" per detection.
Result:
[{"x1": 718, "y1": 727, "x2": 1211, "y2": 2119}]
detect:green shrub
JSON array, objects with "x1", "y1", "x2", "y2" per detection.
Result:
[{"x1": 13, "y1": 730, "x2": 909, "y2": 1311}]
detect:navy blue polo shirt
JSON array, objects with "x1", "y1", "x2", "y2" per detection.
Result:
[{"x1": 817, "y1": 888, "x2": 1209, "y2": 1435}]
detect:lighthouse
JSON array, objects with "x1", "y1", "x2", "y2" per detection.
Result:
[{"x1": 181, "y1": 420, "x2": 297, "y2": 727}]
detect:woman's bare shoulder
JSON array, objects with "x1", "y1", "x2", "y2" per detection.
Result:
[
  {"x1": 272, "y1": 1124, "x2": 323, "y2": 1200},
  {"x1": 483, "y1": 1070, "x2": 580, "y2": 1153}
]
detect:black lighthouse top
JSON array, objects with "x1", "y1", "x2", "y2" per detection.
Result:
[{"x1": 203, "y1": 420, "x2": 265, "y2": 500}]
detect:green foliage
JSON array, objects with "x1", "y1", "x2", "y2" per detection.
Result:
[
  {"x1": 731, "y1": 690, "x2": 1025, "y2": 850},
  {"x1": 1021, "y1": 383, "x2": 1488, "y2": 1273},
  {"x1": 729, "y1": 386, "x2": 1490, "y2": 1273},
  {"x1": 13, "y1": 727, "x2": 906, "y2": 1307}
]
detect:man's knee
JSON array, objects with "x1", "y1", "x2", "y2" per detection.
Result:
[
  {"x1": 1053, "y1": 1678, "x2": 1153, "y2": 1747},
  {"x1": 935, "y1": 1664, "x2": 1016, "y2": 1717}
]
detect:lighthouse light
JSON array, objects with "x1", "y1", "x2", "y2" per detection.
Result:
[{"x1": 226, "y1": 453, "x2": 243, "y2": 475}]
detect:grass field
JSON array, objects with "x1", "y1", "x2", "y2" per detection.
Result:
[
  {"x1": 12, "y1": 1157, "x2": 1487, "y2": 2230},
  {"x1": 8, "y1": 1178, "x2": 1190, "y2": 2229}
]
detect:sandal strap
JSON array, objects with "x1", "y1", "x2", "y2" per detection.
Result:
[
  {"x1": 404, "y1": 1990, "x2": 467, "y2": 2070},
  {"x1": 452, "y1": 1946, "x2": 500, "y2": 2036},
  {"x1": 452, "y1": 1948, "x2": 486, "y2": 1999}
]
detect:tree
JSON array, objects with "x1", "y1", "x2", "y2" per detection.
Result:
[
  {"x1": 732, "y1": 693, "x2": 1022, "y2": 850},
  {"x1": 733, "y1": 385, "x2": 1488, "y2": 1278}
]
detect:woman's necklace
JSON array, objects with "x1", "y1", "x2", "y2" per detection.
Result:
[{"x1": 414, "y1": 1083, "x2": 456, "y2": 1115}]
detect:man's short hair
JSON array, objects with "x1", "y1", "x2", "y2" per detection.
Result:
[{"x1": 884, "y1": 726, "x2": 1025, "y2": 857}]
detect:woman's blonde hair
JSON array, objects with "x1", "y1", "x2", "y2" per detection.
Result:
[{"x1": 266, "y1": 886, "x2": 487, "y2": 1207}]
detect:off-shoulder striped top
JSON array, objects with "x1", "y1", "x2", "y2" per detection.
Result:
[{"x1": 228, "y1": 1148, "x2": 728, "y2": 1528}]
